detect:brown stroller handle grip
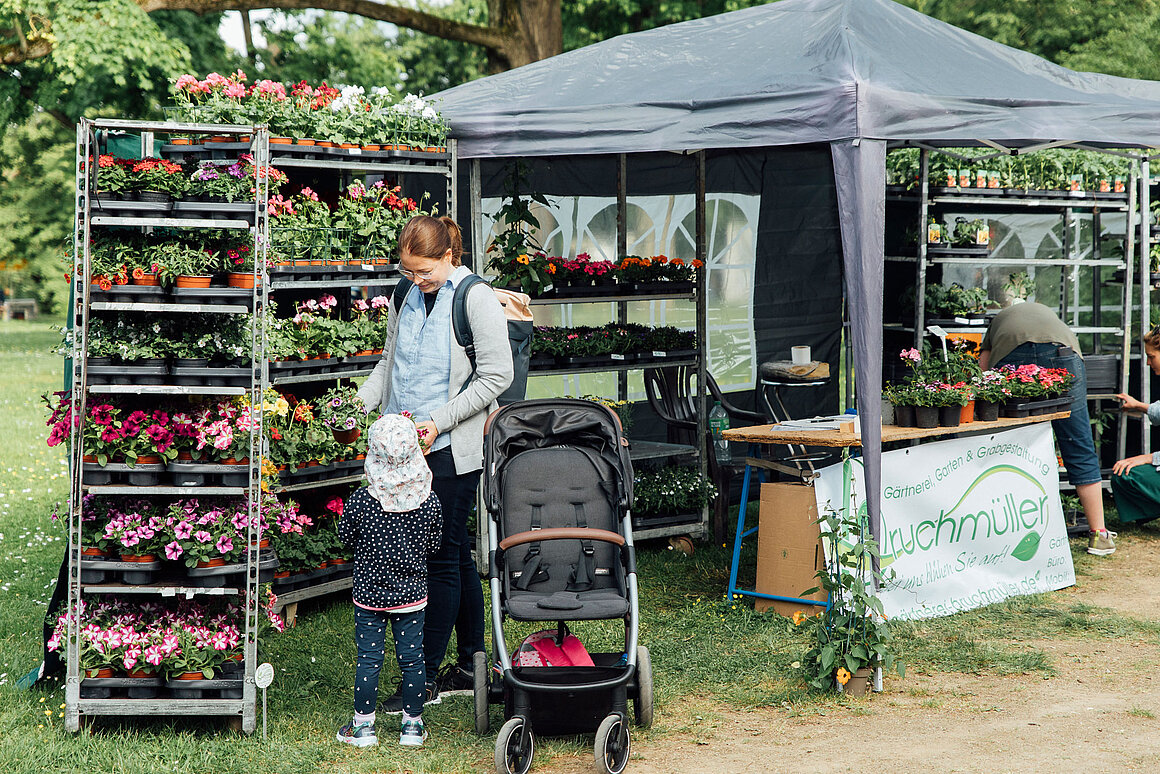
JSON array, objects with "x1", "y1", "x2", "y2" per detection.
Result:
[{"x1": 498, "y1": 527, "x2": 626, "y2": 551}]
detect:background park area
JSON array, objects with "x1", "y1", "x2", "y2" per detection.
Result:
[{"x1": 3, "y1": 317, "x2": 1160, "y2": 771}]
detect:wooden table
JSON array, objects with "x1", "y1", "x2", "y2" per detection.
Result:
[
  {"x1": 723, "y1": 411, "x2": 1070, "y2": 448},
  {"x1": 722, "y1": 411, "x2": 1069, "y2": 611}
]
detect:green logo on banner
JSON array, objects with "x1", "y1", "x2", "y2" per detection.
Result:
[{"x1": 1011, "y1": 531, "x2": 1042, "y2": 561}]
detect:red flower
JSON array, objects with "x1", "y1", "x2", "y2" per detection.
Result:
[{"x1": 325, "y1": 498, "x2": 343, "y2": 516}]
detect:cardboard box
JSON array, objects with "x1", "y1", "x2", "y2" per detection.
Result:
[{"x1": 754, "y1": 482, "x2": 827, "y2": 616}]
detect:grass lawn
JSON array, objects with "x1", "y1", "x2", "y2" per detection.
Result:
[{"x1": 0, "y1": 318, "x2": 1155, "y2": 773}]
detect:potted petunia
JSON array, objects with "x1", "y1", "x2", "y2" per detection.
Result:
[
  {"x1": 317, "y1": 385, "x2": 370, "y2": 444},
  {"x1": 972, "y1": 371, "x2": 1012, "y2": 421}
]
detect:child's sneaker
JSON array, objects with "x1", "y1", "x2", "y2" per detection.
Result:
[
  {"x1": 1087, "y1": 529, "x2": 1117, "y2": 556},
  {"x1": 336, "y1": 721, "x2": 378, "y2": 747},
  {"x1": 399, "y1": 717, "x2": 427, "y2": 747},
  {"x1": 379, "y1": 680, "x2": 441, "y2": 715}
]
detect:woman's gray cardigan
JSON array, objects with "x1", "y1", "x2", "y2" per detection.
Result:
[{"x1": 357, "y1": 275, "x2": 514, "y2": 474}]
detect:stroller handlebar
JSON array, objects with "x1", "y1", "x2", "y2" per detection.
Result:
[{"x1": 497, "y1": 527, "x2": 626, "y2": 551}]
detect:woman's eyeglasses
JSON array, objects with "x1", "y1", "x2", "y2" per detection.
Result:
[{"x1": 397, "y1": 267, "x2": 436, "y2": 280}]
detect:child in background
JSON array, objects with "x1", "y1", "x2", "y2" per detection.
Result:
[{"x1": 336, "y1": 414, "x2": 442, "y2": 748}]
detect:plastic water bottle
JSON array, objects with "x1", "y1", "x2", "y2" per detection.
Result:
[{"x1": 709, "y1": 401, "x2": 731, "y2": 463}]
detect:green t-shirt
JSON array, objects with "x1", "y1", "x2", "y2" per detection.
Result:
[{"x1": 981, "y1": 302, "x2": 1081, "y2": 365}]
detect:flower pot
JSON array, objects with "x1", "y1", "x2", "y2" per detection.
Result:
[
  {"x1": 196, "y1": 557, "x2": 226, "y2": 568},
  {"x1": 959, "y1": 400, "x2": 975, "y2": 425},
  {"x1": 274, "y1": 570, "x2": 290, "y2": 579},
  {"x1": 270, "y1": 137, "x2": 293, "y2": 144},
  {"x1": 226, "y1": 271, "x2": 257, "y2": 288},
  {"x1": 317, "y1": 140, "x2": 335, "y2": 148},
  {"x1": 175, "y1": 275, "x2": 213, "y2": 288},
  {"x1": 914, "y1": 406, "x2": 939, "y2": 428},
  {"x1": 175, "y1": 671, "x2": 208, "y2": 680},
  {"x1": 132, "y1": 272, "x2": 160, "y2": 286},
  {"x1": 295, "y1": 138, "x2": 317, "y2": 146},
  {"x1": 82, "y1": 546, "x2": 108, "y2": 558},
  {"x1": 332, "y1": 428, "x2": 361, "y2": 445},
  {"x1": 975, "y1": 400, "x2": 1001, "y2": 422},
  {"x1": 136, "y1": 190, "x2": 171, "y2": 203},
  {"x1": 938, "y1": 405, "x2": 962, "y2": 428},
  {"x1": 126, "y1": 667, "x2": 157, "y2": 679},
  {"x1": 220, "y1": 457, "x2": 249, "y2": 466},
  {"x1": 170, "y1": 138, "x2": 192, "y2": 146},
  {"x1": 120, "y1": 554, "x2": 157, "y2": 563},
  {"x1": 85, "y1": 667, "x2": 115, "y2": 679},
  {"x1": 362, "y1": 144, "x2": 380, "y2": 151},
  {"x1": 839, "y1": 666, "x2": 874, "y2": 697},
  {"x1": 339, "y1": 142, "x2": 358, "y2": 149}
]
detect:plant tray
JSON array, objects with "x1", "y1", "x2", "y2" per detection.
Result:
[
  {"x1": 169, "y1": 286, "x2": 254, "y2": 306},
  {"x1": 99, "y1": 284, "x2": 167, "y2": 304},
  {"x1": 92, "y1": 197, "x2": 172, "y2": 213},
  {"x1": 164, "y1": 677, "x2": 244, "y2": 699},
  {"x1": 268, "y1": 264, "x2": 384, "y2": 282},
  {"x1": 81, "y1": 556, "x2": 162, "y2": 584},
  {"x1": 926, "y1": 245, "x2": 990, "y2": 256},
  {"x1": 88, "y1": 364, "x2": 168, "y2": 386},
  {"x1": 169, "y1": 365, "x2": 251, "y2": 387},
  {"x1": 1002, "y1": 396, "x2": 1071, "y2": 418},
  {"x1": 172, "y1": 201, "x2": 257, "y2": 218},
  {"x1": 926, "y1": 317, "x2": 988, "y2": 327}
]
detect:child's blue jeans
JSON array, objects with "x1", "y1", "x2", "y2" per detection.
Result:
[{"x1": 354, "y1": 606, "x2": 425, "y2": 716}]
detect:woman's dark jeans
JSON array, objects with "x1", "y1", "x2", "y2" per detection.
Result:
[
  {"x1": 996, "y1": 342, "x2": 1101, "y2": 485},
  {"x1": 424, "y1": 448, "x2": 486, "y2": 676}
]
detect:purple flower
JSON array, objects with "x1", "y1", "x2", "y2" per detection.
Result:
[
  {"x1": 174, "y1": 520, "x2": 193, "y2": 539},
  {"x1": 194, "y1": 530, "x2": 212, "y2": 544},
  {"x1": 165, "y1": 541, "x2": 183, "y2": 561},
  {"x1": 216, "y1": 534, "x2": 234, "y2": 555}
]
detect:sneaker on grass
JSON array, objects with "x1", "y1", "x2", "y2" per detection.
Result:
[
  {"x1": 399, "y1": 717, "x2": 428, "y2": 747},
  {"x1": 434, "y1": 662, "x2": 474, "y2": 697},
  {"x1": 378, "y1": 680, "x2": 441, "y2": 715},
  {"x1": 336, "y1": 721, "x2": 378, "y2": 747},
  {"x1": 1087, "y1": 529, "x2": 1116, "y2": 556}
]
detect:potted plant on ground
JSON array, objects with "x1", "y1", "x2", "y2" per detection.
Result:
[{"x1": 794, "y1": 496, "x2": 903, "y2": 695}]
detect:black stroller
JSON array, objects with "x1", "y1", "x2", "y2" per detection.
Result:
[{"x1": 475, "y1": 399, "x2": 653, "y2": 774}]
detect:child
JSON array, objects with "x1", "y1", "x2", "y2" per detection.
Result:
[
  {"x1": 336, "y1": 414, "x2": 442, "y2": 748},
  {"x1": 1112, "y1": 326, "x2": 1160, "y2": 528}
]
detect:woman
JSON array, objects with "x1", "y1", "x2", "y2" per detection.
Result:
[
  {"x1": 1111, "y1": 326, "x2": 1160, "y2": 526},
  {"x1": 358, "y1": 215, "x2": 513, "y2": 712}
]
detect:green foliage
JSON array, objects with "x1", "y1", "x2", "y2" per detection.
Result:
[
  {"x1": 253, "y1": 11, "x2": 405, "y2": 91},
  {"x1": 0, "y1": 113, "x2": 73, "y2": 314},
  {"x1": 393, "y1": 0, "x2": 487, "y2": 96},
  {"x1": 632, "y1": 465, "x2": 715, "y2": 518},
  {"x1": 564, "y1": 0, "x2": 772, "y2": 50}
]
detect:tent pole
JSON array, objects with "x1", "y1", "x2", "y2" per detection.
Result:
[
  {"x1": 1139, "y1": 160, "x2": 1151, "y2": 456},
  {"x1": 913, "y1": 149, "x2": 930, "y2": 348},
  {"x1": 695, "y1": 150, "x2": 709, "y2": 542},
  {"x1": 617, "y1": 154, "x2": 628, "y2": 404}
]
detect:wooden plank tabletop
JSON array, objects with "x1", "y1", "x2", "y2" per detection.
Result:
[{"x1": 722, "y1": 411, "x2": 1070, "y2": 448}]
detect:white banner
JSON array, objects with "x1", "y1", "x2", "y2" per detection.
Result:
[{"x1": 813, "y1": 423, "x2": 1075, "y2": 620}]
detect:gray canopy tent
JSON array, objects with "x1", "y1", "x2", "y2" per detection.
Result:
[{"x1": 435, "y1": 0, "x2": 1160, "y2": 545}]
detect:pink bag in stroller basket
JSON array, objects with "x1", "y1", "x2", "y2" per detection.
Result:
[{"x1": 515, "y1": 629, "x2": 596, "y2": 668}]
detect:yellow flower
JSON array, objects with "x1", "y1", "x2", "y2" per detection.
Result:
[
  {"x1": 516, "y1": 254, "x2": 530, "y2": 265},
  {"x1": 792, "y1": 611, "x2": 808, "y2": 626},
  {"x1": 836, "y1": 667, "x2": 851, "y2": 685},
  {"x1": 274, "y1": 397, "x2": 289, "y2": 417}
]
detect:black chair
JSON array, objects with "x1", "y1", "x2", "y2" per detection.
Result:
[{"x1": 643, "y1": 365, "x2": 764, "y2": 542}]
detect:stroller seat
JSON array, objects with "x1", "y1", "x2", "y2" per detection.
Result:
[
  {"x1": 507, "y1": 589, "x2": 629, "y2": 621},
  {"x1": 499, "y1": 446, "x2": 628, "y2": 622}
]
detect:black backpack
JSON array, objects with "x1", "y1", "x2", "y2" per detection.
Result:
[{"x1": 392, "y1": 274, "x2": 532, "y2": 405}]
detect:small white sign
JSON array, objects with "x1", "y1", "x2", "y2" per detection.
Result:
[
  {"x1": 255, "y1": 662, "x2": 274, "y2": 689},
  {"x1": 610, "y1": 353, "x2": 625, "y2": 361}
]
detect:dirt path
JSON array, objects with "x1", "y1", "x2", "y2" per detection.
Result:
[{"x1": 543, "y1": 534, "x2": 1160, "y2": 774}]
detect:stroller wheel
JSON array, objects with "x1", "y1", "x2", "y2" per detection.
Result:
[
  {"x1": 473, "y1": 650, "x2": 490, "y2": 734},
  {"x1": 633, "y1": 646, "x2": 654, "y2": 729},
  {"x1": 594, "y1": 714, "x2": 631, "y2": 774},
  {"x1": 495, "y1": 716, "x2": 535, "y2": 774}
]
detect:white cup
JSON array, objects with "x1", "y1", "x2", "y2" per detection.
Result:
[{"x1": 791, "y1": 346, "x2": 811, "y2": 365}]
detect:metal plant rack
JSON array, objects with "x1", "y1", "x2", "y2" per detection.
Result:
[{"x1": 65, "y1": 118, "x2": 269, "y2": 733}]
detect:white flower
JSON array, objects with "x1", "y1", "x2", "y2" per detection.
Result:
[{"x1": 422, "y1": 106, "x2": 438, "y2": 120}]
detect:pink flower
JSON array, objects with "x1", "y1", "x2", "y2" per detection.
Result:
[
  {"x1": 370, "y1": 295, "x2": 388, "y2": 309},
  {"x1": 216, "y1": 534, "x2": 234, "y2": 555},
  {"x1": 175, "y1": 74, "x2": 198, "y2": 91},
  {"x1": 353, "y1": 299, "x2": 369, "y2": 312},
  {"x1": 174, "y1": 520, "x2": 193, "y2": 539},
  {"x1": 144, "y1": 646, "x2": 163, "y2": 666},
  {"x1": 319, "y1": 294, "x2": 337, "y2": 310},
  {"x1": 194, "y1": 530, "x2": 212, "y2": 544},
  {"x1": 325, "y1": 498, "x2": 343, "y2": 516},
  {"x1": 224, "y1": 82, "x2": 246, "y2": 98},
  {"x1": 300, "y1": 186, "x2": 319, "y2": 201},
  {"x1": 165, "y1": 541, "x2": 183, "y2": 560}
]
